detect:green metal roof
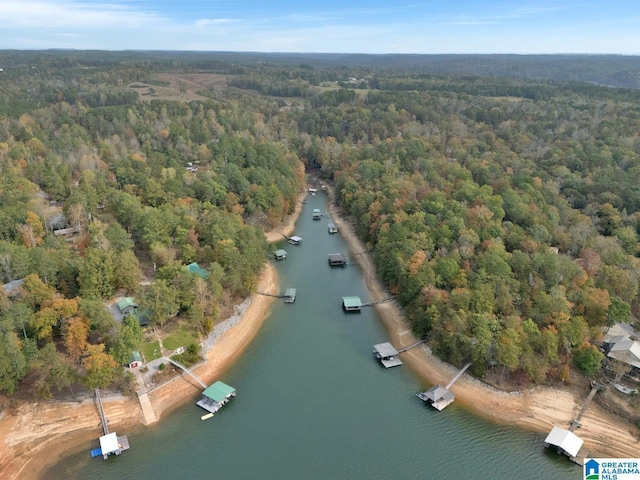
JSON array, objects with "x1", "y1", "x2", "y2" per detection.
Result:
[
  {"x1": 186, "y1": 262, "x2": 209, "y2": 278},
  {"x1": 202, "y1": 381, "x2": 236, "y2": 402},
  {"x1": 342, "y1": 296, "x2": 362, "y2": 308},
  {"x1": 117, "y1": 297, "x2": 137, "y2": 312},
  {"x1": 129, "y1": 351, "x2": 142, "y2": 364}
]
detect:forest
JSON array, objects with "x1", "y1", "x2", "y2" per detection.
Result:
[{"x1": 1, "y1": 51, "x2": 640, "y2": 401}]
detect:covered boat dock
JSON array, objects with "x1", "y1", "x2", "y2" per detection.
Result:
[
  {"x1": 328, "y1": 253, "x2": 347, "y2": 267},
  {"x1": 417, "y1": 385, "x2": 455, "y2": 411},
  {"x1": 196, "y1": 381, "x2": 237, "y2": 414},
  {"x1": 273, "y1": 249, "x2": 287, "y2": 260},
  {"x1": 373, "y1": 342, "x2": 403, "y2": 368},
  {"x1": 284, "y1": 288, "x2": 297, "y2": 303},
  {"x1": 342, "y1": 296, "x2": 362, "y2": 312},
  {"x1": 544, "y1": 427, "x2": 585, "y2": 463},
  {"x1": 288, "y1": 235, "x2": 303, "y2": 245},
  {"x1": 327, "y1": 222, "x2": 338, "y2": 234}
]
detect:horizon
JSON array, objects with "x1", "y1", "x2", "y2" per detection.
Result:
[{"x1": 1, "y1": 1, "x2": 639, "y2": 55}]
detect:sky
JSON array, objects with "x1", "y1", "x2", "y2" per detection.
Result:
[{"x1": 1, "y1": 0, "x2": 639, "y2": 54}]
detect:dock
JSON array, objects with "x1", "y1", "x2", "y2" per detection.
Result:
[
  {"x1": 417, "y1": 362, "x2": 471, "y2": 411},
  {"x1": 196, "y1": 381, "x2": 236, "y2": 414},
  {"x1": 288, "y1": 235, "x2": 303, "y2": 245},
  {"x1": 167, "y1": 358, "x2": 208, "y2": 389},
  {"x1": 328, "y1": 253, "x2": 347, "y2": 267},
  {"x1": 312, "y1": 208, "x2": 322, "y2": 220},
  {"x1": 273, "y1": 249, "x2": 287, "y2": 260},
  {"x1": 91, "y1": 388, "x2": 130, "y2": 460},
  {"x1": 342, "y1": 296, "x2": 362, "y2": 312},
  {"x1": 544, "y1": 383, "x2": 599, "y2": 464},
  {"x1": 328, "y1": 222, "x2": 338, "y2": 234},
  {"x1": 284, "y1": 288, "x2": 297, "y2": 303},
  {"x1": 373, "y1": 342, "x2": 403, "y2": 368}
]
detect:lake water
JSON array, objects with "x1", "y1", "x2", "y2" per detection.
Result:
[{"x1": 47, "y1": 192, "x2": 577, "y2": 479}]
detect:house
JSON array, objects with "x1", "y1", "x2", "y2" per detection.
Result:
[
  {"x1": 196, "y1": 381, "x2": 236, "y2": 414},
  {"x1": 273, "y1": 249, "x2": 287, "y2": 260},
  {"x1": 117, "y1": 297, "x2": 138, "y2": 315},
  {"x1": 607, "y1": 339, "x2": 640, "y2": 369},
  {"x1": 342, "y1": 296, "x2": 362, "y2": 312},
  {"x1": 186, "y1": 262, "x2": 209, "y2": 278},
  {"x1": 543, "y1": 426, "x2": 584, "y2": 461},
  {"x1": 127, "y1": 351, "x2": 143, "y2": 369}
]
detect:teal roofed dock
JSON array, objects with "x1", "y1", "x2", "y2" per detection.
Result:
[
  {"x1": 197, "y1": 381, "x2": 236, "y2": 414},
  {"x1": 342, "y1": 296, "x2": 362, "y2": 312}
]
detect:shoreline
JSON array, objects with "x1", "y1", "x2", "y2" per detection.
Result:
[
  {"x1": 0, "y1": 191, "x2": 306, "y2": 480},
  {"x1": 325, "y1": 185, "x2": 640, "y2": 459},
  {"x1": 2, "y1": 183, "x2": 639, "y2": 478}
]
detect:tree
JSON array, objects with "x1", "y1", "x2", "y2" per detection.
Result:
[
  {"x1": 0, "y1": 330, "x2": 27, "y2": 395},
  {"x1": 109, "y1": 314, "x2": 144, "y2": 365},
  {"x1": 138, "y1": 280, "x2": 179, "y2": 327},
  {"x1": 83, "y1": 343, "x2": 117, "y2": 389},
  {"x1": 573, "y1": 343, "x2": 604, "y2": 376},
  {"x1": 62, "y1": 317, "x2": 90, "y2": 362}
]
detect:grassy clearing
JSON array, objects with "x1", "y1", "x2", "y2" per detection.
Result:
[
  {"x1": 163, "y1": 327, "x2": 197, "y2": 351},
  {"x1": 140, "y1": 340, "x2": 162, "y2": 362}
]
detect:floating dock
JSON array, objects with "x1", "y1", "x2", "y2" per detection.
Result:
[
  {"x1": 328, "y1": 253, "x2": 347, "y2": 267},
  {"x1": 373, "y1": 342, "x2": 403, "y2": 368},
  {"x1": 273, "y1": 249, "x2": 287, "y2": 260},
  {"x1": 417, "y1": 362, "x2": 471, "y2": 411},
  {"x1": 328, "y1": 222, "x2": 338, "y2": 234},
  {"x1": 342, "y1": 296, "x2": 362, "y2": 312},
  {"x1": 288, "y1": 235, "x2": 303, "y2": 245},
  {"x1": 196, "y1": 381, "x2": 236, "y2": 414},
  {"x1": 284, "y1": 288, "x2": 297, "y2": 303}
]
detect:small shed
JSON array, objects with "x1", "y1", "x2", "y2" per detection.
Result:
[
  {"x1": 274, "y1": 249, "x2": 287, "y2": 260},
  {"x1": 186, "y1": 262, "x2": 209, "y2": 278},
  {"x1": 312, "y1": 208, "x2": 322, "y2": 220},
  {"x1": 328, "y1": 253, "x2": 347, "y2": 267},
  {"x1": 342, "y1": 296, "x2": 362, "y2": 312},
  {"x1": 127, "y1": 351, "x2": 143, "y2": 369},
  {"x1": 327, "y1": 222, "x2": 338, "y2": 234},
  {"x1": 544, "y1": 426, "x2": 584, "y2": 460},
  {"x1": 288, "y1": 235, "x2": 303, "y2": 245},
  {"x1": 196, "y1": 381, "x2": 236, "y2": 414},
  {"x1": 117, "y1": 297, "x2": 138, "y2": 315},
  {"x1": 417, "y1": 385, "x2": 455, "y2": 411},
  {"x1": 284, "y1": 288, "x2": 296, "y2": 303},
  {"x1": 373, "y1": 342, "x2": 403, "y2": 368}
]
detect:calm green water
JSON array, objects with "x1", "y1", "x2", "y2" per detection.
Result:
[{"x1": 47, "y1": 193, "x2": 578, "y2": 480}]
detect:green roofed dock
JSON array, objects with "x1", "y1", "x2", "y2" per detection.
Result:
[
  {"x1": 342, "y1": 296, "x2": 362, "y2": 312},
  {"x1": 197, "y1": 381, "x2": 236, "y2": 415}
]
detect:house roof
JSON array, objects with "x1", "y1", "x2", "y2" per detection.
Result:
[
  {"x1": 117, "y1": 297, "x2": 137, "y2": 312},
  {"x1": 544, "y1": 427, "x2": 584, "y2": 457},
  {"x1": 129, "y1": 351, "x2": 142, "y2": 364},
  {"x1": 99, "y1": 432, "x2": 120, "y2": 455},
  {"x1": 608, "y1": 339, "x2": 640, "y2": 369},
  {"x1": 186, "y1": 262, "x2": 209, "y2": 278},
  {"x1": 342, "y1": 296, "x2": 362, "y2": 308},
  {"x1": 603, "y1": 323, "x2": 636, "y2": 344},
  {"x1": 374, "y1": 342, "x2": 399, "y2": 358},
  {"x1": 202, "y1": 381, "x2": 236, "y2": 402}
]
